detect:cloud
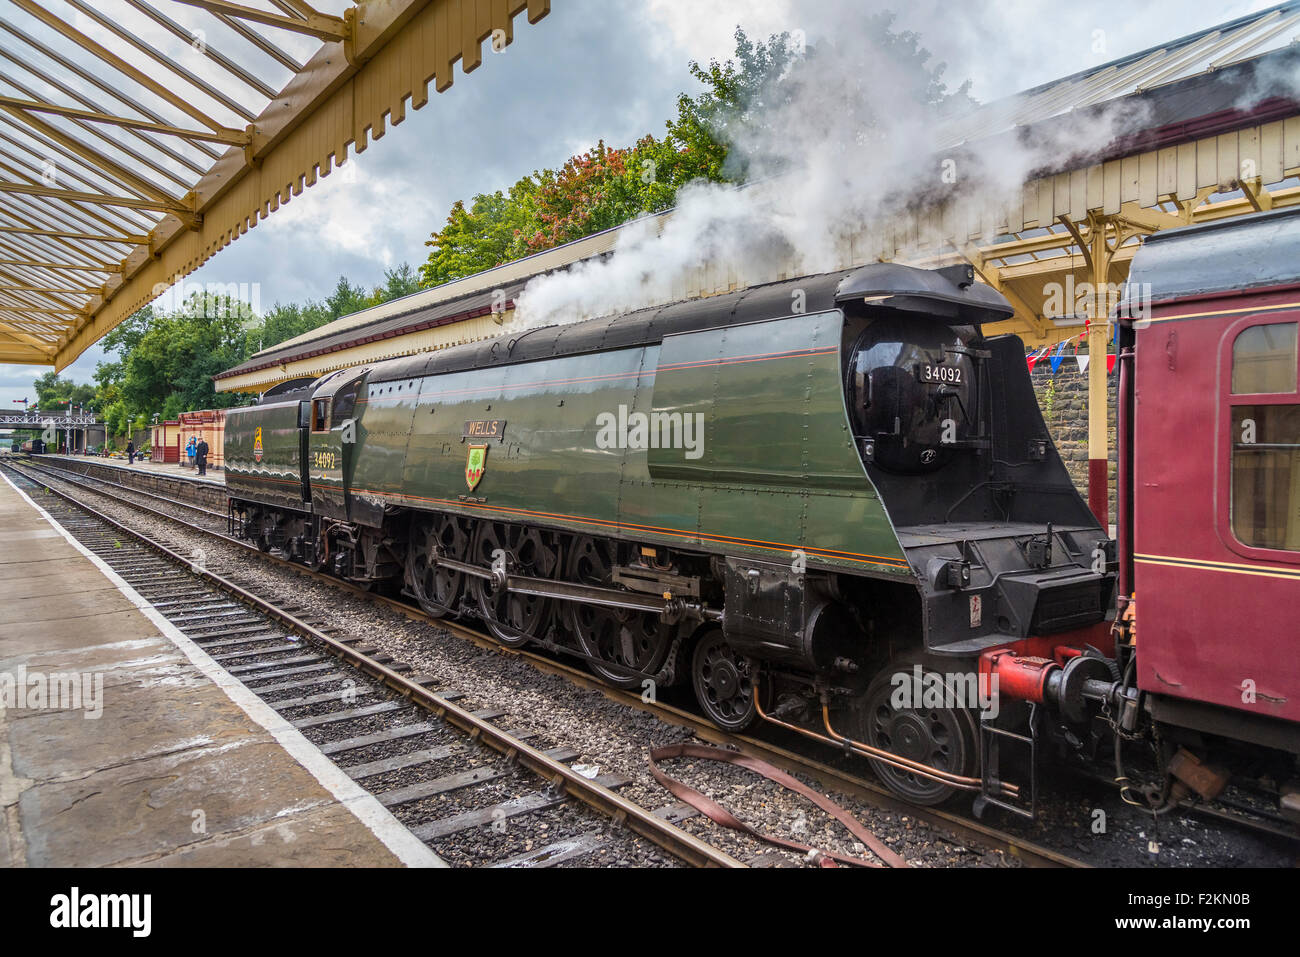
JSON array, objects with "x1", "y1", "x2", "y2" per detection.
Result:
[{"x1": 643, "y1": 0, "x2": 795, "y2": 63}]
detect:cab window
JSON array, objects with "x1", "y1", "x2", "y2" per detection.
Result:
[
  {"x1": 312, "y1": 398, "x2": 330, "y2": 432},
  {"x1": 1229, "y1": 321, "x2": 1299, "y2": 552},
  {"x1": 332, "y1": 382, "x2": 359, "y2": 423}
]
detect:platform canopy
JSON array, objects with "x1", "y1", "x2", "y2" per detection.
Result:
[{"x1": 0, "y1": 0, "x2": 551, "y2": 370}]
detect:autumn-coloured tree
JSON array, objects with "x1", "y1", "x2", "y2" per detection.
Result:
[
  {"x1": 417, "y1": 23, "x2": 962, "y2": 286},
  {"x1": 418, "y1": 30, "x2": 798, "y2": 285}
]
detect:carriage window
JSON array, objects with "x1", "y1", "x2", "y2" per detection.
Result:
[
  {"x1": 312, "y1": 398, "x2": 330, "y2": 432},
  {"x1": 1232, "y1": 322, "x2": 1297, "y2": 394},
  {"x1": 1231, "y1": 404, "x2": 1300, "y2": 552}
]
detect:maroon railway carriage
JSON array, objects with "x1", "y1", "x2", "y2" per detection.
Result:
[
  {"x1": 978, "y1": 209, "x2": 1299, "y2": 823},
  {"x1": 1122, "y1": 210, "x2": 1300, "y2": 762}
]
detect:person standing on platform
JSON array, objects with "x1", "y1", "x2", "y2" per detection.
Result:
[
  {"x1": 126, "y1": 440, "x2": 135, "y2": 465},
  {"x1": 186, "y1": 436, "x2": 196, "y2": 469},
  {"x1": 195, "y1": 437, "x2": 209, "y2": 476}
]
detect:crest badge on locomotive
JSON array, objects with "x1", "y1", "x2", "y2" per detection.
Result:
[
  {"x1": 465, "y1": 443, "x2": 488, "y2": 490},
  {"x1": 253, "y1": 426, "x2": 263, "y2": 463}
]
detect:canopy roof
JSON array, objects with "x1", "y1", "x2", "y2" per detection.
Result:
[{"x1": 0, "y1": 0, "x2": 551, "y2": 369}]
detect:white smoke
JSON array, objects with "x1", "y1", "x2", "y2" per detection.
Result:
[
  {"x1": 511, "y1": 2, "x2": 1159, "y2": 330},
  {"x1": 1233, "y1": 50, "x2": 1300, "y2": 112}
]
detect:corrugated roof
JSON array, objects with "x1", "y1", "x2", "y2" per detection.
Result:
[
  {"x1": 942, "y1": 1, "x2": 1300, "y2": 146},
  {"x1": 218, "y1": 271, "x2": 535, "y2": 377}
]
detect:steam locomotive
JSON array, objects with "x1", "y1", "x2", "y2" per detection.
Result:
[{"x1": 223, "y1": 217, "x2": 1298, "y2": 822}]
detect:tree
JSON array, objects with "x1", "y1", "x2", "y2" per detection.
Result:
[
  {"x1": 324, "y1": 275, "x2": 368, "y2": 321},
  {"x1": 120, "y1": 293, "x2": 256, "y2": 419},
  {"x1": 416, "y1": 30, "x2": 797, "y2": 286},
  {"x1": 99, "y1": 306, "x2": 154, "y2": 359},
  {"x1": 661, "y1": 29, "x2": 799, "y2": 185},
  {"x1": 32, "y1": 372, "x2": 95, "y2": 412},
  {"x1": 523, "y1": 140, "x2": 647, "y2": 250},
  {"x1": 254, "y1": 301, "x2": 333, "y2": 352},
  {"x1": 419, "y1": 183, "x2": 538, "y2": 287},
  {"x1": 367, "y1": 263, "x2": 422, "y2": 306}
]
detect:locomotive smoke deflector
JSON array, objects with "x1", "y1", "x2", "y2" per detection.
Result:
[{"x1": 834, "y1": 262, "x2": 1016, "y2": 325}]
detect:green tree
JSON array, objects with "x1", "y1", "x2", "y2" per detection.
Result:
[
  {"x1": 324, "y1": 275, "x2": 368, "y2": 321},
  {"x1": 253, "y1": 301, "x2": 333, "y2": 352},
  {"x1": 523, "y1": 140, "x2": 647, "y2": 250},
  {"x1": 661, "y1": 29, "x2": 798, "y2": 185},
  {"x1": 366, "y1": 263, "x2": 422, "y2": 306},
  {"x1": 120, "y1": 294, "x2": 256, "y2": 419},
  {"x1": 420, "y1": 183, "x2": 538, "y2": 287},
  {"x1": 32, "y1": 372, "x2": 95, "y2": 413},
  {"x1": 99, "y1": 306, "x2": 154, "y2": 360}
]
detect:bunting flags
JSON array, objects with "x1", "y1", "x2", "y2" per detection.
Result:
[
  {"x1": 1049, "y1": 339, "x2": 1068, "y2": 374},
  {"x1": 1023, "y1": 340, "x2": 1117, "y2": 375}
]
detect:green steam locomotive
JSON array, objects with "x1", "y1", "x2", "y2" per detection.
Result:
[{"x1": 225, "y1": 262, "x2": 1116, "y2": 807}]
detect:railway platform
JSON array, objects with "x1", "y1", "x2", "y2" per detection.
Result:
[
  {"x1": 0, "y1": 473, "x2": 442, "y2": 868},
  {"x1": 40, "y1": 452, "x2": 226, "y2": 487}
]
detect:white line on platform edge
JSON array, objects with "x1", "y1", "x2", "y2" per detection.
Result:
[{"x1": 2, "y1": 469, "x2": 445, "y2": 868}]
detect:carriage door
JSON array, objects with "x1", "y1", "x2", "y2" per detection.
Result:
[
  {"x1": 297, "y1": 400, "x2": 313, "y2": 503},
  {"x1": 307, "y1": 370, "x2": 367, "y2": 521}
]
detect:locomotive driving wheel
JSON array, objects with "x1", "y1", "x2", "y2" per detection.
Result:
[
  {"x1": 467, "y1": 522, "x2": 559, "y2": 647},
  {"x1": 844, "y1": 657, "x2": 980, "y2": 806},
  {"x1": 563, "y1": 536, "x2": 671, "y2": 690},
  {"x1": 408, "y1": 513, "x2": 469, "y2": 618},
  {"x1": 691, "y1": 627, "x2": 757, "y2": 731}
]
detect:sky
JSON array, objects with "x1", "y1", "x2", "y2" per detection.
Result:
[{"x1": 0, "y1": 0, "x2": 1277, "y2": 405}]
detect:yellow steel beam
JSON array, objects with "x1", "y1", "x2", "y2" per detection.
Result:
[
  {"x1": 0, "y1": 341, "x2": 51, "y2": 362},
  {"x1": 123, "y1": 0, "x2": 278, "y2": 100},
  {"x1": 1115, "y1": 201, "x2": 1188, "y2": 233},
  {"x1": 960, "y1": 243, "x2": 1048, "y2": 337},
  {"x1": 0, "y1": 284, "x2": 94, "y2": 295},
  {"x1": 0, "y1": 95, "x2": 249, "y2": 146},
  {"x1": 0, "y1": 304, "x2": 87, "y2": 316},
  {"x1": 1239, "y1": 178, "x2": 1274, "y2": 212},
  {"x1": 0, "y1": 18, "x2": 217, "y2": 171},
  {"x1": 207, "y1": 8, "x2": 305, "y2": 71},
  {"x1": 982, "y1": 229, "x2": 1081, "y2": 261},
  {"x1": 0, "y1": 225, "x2": 150, "y2": 245},
  {"x1": 0, "y1": 181, "x2": 190, "y2": 215},
  {"x1": 0, "y1": 105, "x2": 180, "y2": 206},
  {"x1": 55, "y1": 0, "x2": 554, "y2": 372},
  {"x1": 1086, "y1": 213, "x2": 1111, "y2": 525},
  {"x1": 11, "y1": 0, "x2": 237, "y2": 137},
  {"x1": 996, "y1": 246, "x2": 1139, "y2": 282},
  {"x1": 173, "y1": 0, "x2": 349, "y2": 41},
  {"x1": 62, "y1": 0, "x2": 257, "y2": 124},
  {"x1": 0, "y1": 321, "x2": 54, "y2": 352},
  {"x1": 0, "y1": 256, "x2": 117, "y2": 273}
]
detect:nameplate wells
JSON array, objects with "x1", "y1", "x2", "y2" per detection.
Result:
[{"x1": 462, "y1": 419, "x2": 506, "y2": 442}]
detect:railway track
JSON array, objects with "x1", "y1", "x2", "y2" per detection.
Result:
[
  {"x1": 3, "y1": 461, "x2": 743, "y2": 868},
  {"x1": 11, "y1": 457, "x2": 1092, "y2": 868}
]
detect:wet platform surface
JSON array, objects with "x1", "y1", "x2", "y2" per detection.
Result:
[{"x1": 0, "y1": 472, "x2": 440, "y2": 867}]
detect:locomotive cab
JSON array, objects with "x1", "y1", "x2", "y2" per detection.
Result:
[{"x1": 836, "y1": 264, "x2": 1115, "y2": 655}]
